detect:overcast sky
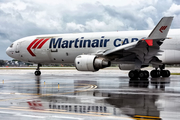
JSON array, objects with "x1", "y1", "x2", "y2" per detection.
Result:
[{"x1": 1, "y1": 0, "x2": 180, "y2": 60}]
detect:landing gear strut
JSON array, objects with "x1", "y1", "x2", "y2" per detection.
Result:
[{"x1": 34, "y1": 64, "x2": 41, "y2": 76}]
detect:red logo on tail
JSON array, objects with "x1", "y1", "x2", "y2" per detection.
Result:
[
  {"x1": 159, "y1": 26, "x2": 167, "y2": 33},
  {"x1": 27, "y1": 38, "x2": 50, "y2": 56}
]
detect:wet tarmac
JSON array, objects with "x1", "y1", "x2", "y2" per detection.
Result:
[{"x1": 0, "y1": 69, "x2": 180, "y2": 120}]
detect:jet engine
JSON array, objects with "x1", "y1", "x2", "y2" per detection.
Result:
[{"x1": 75, "y1": 55, "x2": 111, "y2": 71}]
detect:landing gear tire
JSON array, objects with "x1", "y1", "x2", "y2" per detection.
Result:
[
  {"x1": 139, "y1": 70, "x2": 149, "y2": 79},
  {"x1": 150, "y1": 70, "x2": 161, "y2": 78},
  {"x1": 35, "y1": 71, "x2": 41, "y2": 76},
  {"x1": 129, "y1": 70, "x2": 139, "y2": 79},
  {"x1": 129, "y1": 70, "x2": 149, "y2": 79},
  {"x1": 161, "y1": 70, "x2": 170, "y2": 77}
]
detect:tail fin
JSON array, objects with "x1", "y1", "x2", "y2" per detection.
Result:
[{"x1": 148, "y1": 16, "x2": 173, "y2": 39}]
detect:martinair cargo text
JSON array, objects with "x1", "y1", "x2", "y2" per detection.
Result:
[{"x1": 6, "y1": 17, "x2": 178, "y2": 79}]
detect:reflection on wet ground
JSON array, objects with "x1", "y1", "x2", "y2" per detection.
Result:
[{"x1": 0, "y1": 70, "x2": 180, "y2": 119}]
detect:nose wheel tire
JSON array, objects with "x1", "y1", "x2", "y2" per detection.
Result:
[
  {"x1": 35, "y1": 64, "x2": 42, "y2": 76},
  {"x1": 35, "y1": 71, "x2": 41, "y2": 76}
]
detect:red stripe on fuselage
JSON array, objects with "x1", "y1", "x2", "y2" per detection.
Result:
[
  {"x1": 32, "y1": 39, "x2": 44, "y2": 49},
  {"x1": 27, "y1": 39, "x2": 39, "y2": 56},
  {"x1": 37, "y1": 38, "x2": 50, "y2": 49}
]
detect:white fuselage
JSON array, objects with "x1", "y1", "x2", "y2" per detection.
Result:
[{"x1": 6, "y1": 29, "x2": 180, "y2": 64}]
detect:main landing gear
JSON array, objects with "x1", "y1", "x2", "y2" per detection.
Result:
[
  {"x1": 150, "y1": 69, "x2": 170, "y2": 78},
  {"x1": 150, "y1": 64, "x2": 171, "y2": 78},
  {"x1": 128, "y1": 67, "x2": 170, "y2": 79},
  {"x1": 129, "y1": 70, "x2": 149, "y2": 79},
  {"x1": 34, "y1": 64, "x2": 41, "y2": 76}
]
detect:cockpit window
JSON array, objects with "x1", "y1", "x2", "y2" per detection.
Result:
[{"x1": 10, "y1": 43, "x2": 13, "y2": 48}]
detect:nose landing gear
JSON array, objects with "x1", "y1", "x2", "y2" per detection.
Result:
[{"x1": 34, "y1": 64, "x2": 41, "y2": 76}]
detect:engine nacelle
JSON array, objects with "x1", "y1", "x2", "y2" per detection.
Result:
[
  {"x1": 119, "y1": 64, "x2": 135, "y2": 70},
  {"x1": 75, "y1": 55, "x2": 111, "y2": 71}
]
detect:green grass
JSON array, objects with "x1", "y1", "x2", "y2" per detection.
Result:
[{"x1": 171, "y1": 73, "x2": 180, "y2": 75}]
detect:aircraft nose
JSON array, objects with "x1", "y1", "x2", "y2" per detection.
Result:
[{"x1": 6, "y1": 47, "x2": 12, "y2": 57}]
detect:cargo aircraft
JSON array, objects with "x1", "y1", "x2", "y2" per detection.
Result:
[{"x1": 6, "y1": 17, "x2": 176, "y2": 79}]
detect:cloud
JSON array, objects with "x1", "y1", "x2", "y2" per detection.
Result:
[
  {"x1": 0, "y1": 0, "x2": 180, "y2": 60},
  {"x1": 66, "y1": 22, "x2": 85, "y2": 32},
  {"x1": 163, "y1": 3, "x2": 180, "y2": 28},
  {"x1": 146, "y1": 17, "x2": 155, "y2": 29},
  {"x1": 164, "y1": 3, "x2": 180, "y2": 15}
]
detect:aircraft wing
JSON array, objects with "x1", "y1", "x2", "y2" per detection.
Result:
[{"x1": 103, "y1": 17, "x2": 173, "y2": 65}]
